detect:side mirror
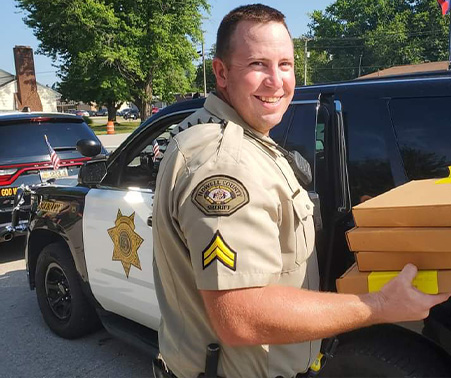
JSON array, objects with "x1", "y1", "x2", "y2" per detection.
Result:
[
  {"x1": 78, "y1": 160, "x2": 107, "y2": 185},
  {"x1": 76, "y1": 139, "x2": 102, "y2": 157}
]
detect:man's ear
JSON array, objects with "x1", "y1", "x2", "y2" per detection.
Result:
[{"x1": 212, "y1": 57, "x2": 228, "y2": 89}]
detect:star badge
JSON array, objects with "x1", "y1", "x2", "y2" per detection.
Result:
[{"x1": 107, "y1": 210, "x2": 144, "y2": 278}]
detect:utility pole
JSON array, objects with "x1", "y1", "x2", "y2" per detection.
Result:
[
  {"x1": 358, "y1": 53, "x2": 363, "y2": 77},
  {"x1": 202, "y1": 37, "x2": 207, "y2": 97},
  {"x1": 303, "y1": 38, "x2": 312, "y2": 86},
  {"x1": 304, "y1": 38, "x2": 308, "y2": 86}
]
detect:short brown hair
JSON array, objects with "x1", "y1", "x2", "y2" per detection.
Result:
[{"x1": 215, "y1": 4, "x2": 290, "y2": 63}]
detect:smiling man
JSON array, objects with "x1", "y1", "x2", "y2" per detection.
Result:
[{"x1": 152, "y1": 4, "x2": 450, "y2": 378}]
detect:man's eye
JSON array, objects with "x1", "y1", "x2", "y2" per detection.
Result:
[
  {"x1": 251, "y1": 61, "x2": 264, "y2": 66},
  {"x1": 280, "y1": 62, "x2": 293, "y2": 70}
]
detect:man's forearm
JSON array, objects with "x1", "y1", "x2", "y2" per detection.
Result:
[{"x1": 202, "y1": 286, "x2": 382, "y2": 346}]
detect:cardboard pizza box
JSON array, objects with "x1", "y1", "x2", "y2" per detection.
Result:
[
  {"x1": 352, "y1": 178, "x2": 451, "y2": 228},
  {"x1": 346, "y1": 227, "x2": 451, "y2": 253},
  {"x1": 355, "y1": 251, "x2": 451, "y2": 271},
  {"x1": 336, "y1": 263, "x2": 451, "y2": 294}
]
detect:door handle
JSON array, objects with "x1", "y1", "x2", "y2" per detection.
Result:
[{"x1": 147, "y1": 215, "x2": 152, "y2": 227}]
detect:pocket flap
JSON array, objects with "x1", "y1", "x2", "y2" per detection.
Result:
[{"x1": 292, "y1": 195, "x2": 314, "y2": 220}]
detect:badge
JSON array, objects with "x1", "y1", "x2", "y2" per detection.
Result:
[
  {"x1": 107, "y1": 210, "x2": 144, "y2": 278},
  {"x1": 202, "y1": 231, "x2": 236, "y2": 271},
  {"x1": 191, "y1": 175, "x2": 249, "y2": 216}
]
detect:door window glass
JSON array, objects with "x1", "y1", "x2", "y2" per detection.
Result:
[{"x1": 389, "y1": 97, "x2": 451, "y2": 180}]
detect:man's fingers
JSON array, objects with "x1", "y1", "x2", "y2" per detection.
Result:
[{"x1": 398, "y1": 263, "x2": 418, "y2": 283}]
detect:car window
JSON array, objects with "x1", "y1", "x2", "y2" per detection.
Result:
[
  {"x1": 283, "y1": 103, "x2": 318, "y2": 191},
  {"x1": 0, "y1": 119, "x2": 98, "y2": 163},
  {"x1": 102, "y1": 113, "x2": 194, "y2": 189},
  {"x1": 269, "y1": 105, "x2": 293, "y2": 145},
  {"x1": 345, "y1": 99, "x2": 395, "y2": 205},
  {"x1": 389, "y1": 97, "x2": 451, "y2": 180}
]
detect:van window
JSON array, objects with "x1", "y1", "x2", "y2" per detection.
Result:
[
  {"x1": 389, "y1": 97, "x2": 451, "y2": 180},
  {"x1": 284, "y1": 103, "x2": 318, "y2": 191},
  {"x1": 345, "y1": 99, "x2": 395, "y2": 205},
  {"x1": 269, "y1": 105, "x2": 293, "y2": 145}
]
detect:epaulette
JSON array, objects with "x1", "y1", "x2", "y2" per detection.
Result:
[{"x1": 169, "y1": 114, "x2": 226, "y2": 139}]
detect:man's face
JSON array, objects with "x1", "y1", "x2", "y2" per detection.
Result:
[{"x1": 213, "y1": 21, "x2": 295, "y2": 135}]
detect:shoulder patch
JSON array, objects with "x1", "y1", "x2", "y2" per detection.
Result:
[
  {"x1": 191, "y1": 175, "x2": 249, "y2": 216},
  {"x1": 202, "y1": 231, "x2": 236, "y2": 271}
]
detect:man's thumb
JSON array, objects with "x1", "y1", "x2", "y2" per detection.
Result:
[{"x1": 398, "y1": 263, "x2": 418, "y2": 283}]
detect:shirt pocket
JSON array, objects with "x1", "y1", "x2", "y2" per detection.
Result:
[{"x1": 292, "y1": 193, "x2": 315, "y2": 265}]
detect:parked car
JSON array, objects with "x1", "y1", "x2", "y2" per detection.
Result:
[
  {"x1": 0, "y1": 112, "x2": 107, "y2": 243},
  {"x1": 123, "y1": 109, "x2": 140, "y2": 120},
  {"x1": 75, "y1": 110, "x2": 90, "y2": 117},
  {"x1": 95, "y1": 108, "x2": 108, "y2": 116},
  {"x1": 13, "y1": 71, "x2": 451, "y2": 376}
]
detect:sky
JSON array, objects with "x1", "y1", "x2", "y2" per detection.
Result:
[{"x1": 0, "y1": 0, "x2": 334, "y2": 87}]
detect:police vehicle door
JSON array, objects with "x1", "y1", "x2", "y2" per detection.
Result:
[{"x1": 83, "y1": 118, "x2": 184, "y2": 330}]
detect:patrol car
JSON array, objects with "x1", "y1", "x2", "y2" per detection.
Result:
[
  {"x1": 15, "y1": 71, "x2": 451, "y2": 376},
  {"x1": 0, "y1": 112, "x2": 106, "y2": 244}
]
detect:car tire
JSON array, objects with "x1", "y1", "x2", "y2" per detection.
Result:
[
  {"x1": 319, "y1": 324, "x2": 451, "y2": 377},
  {"x1": 35, "y1": 242, "x2": 100, "y2": 339}
]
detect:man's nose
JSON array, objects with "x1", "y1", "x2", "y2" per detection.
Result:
[{"x1": 264, "y1": 66, "x2": 283, "y2": 88}]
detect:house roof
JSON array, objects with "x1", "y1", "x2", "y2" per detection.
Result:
[
  {"x1": 0, "y1": 69, "x2": 15, "y2": 87},
  {"x1": 358, "y1": 61, "x2": 450, "y2": 79},
  {"x1": 0, "y1": 68, "x2": 60, "y2": 96}
]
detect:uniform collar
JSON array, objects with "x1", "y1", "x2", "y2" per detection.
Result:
[{"x1": 204, "y1": 93, "x2": 278, "y2": 150}]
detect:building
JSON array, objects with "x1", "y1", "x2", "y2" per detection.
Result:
[
  {"x1": 0, "y1": 46, "x2": 60, "y2": 113},
  {"x1": 358, "y1": 61, "x2": 450, "y2": 79}
]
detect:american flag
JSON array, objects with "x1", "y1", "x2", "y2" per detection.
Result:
[
  {"x1": 44, "y1": 135, "x2": 61, "y2": 170},
  {"x1": 437, "y1": 0, "x2": 450, "y2": 15},
  {"x1": 152, "y1": 139, "x2": 160, "y2": 162}
]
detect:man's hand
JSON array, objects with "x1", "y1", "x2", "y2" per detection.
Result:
[{"x1": 372, "y1": 264, "x2": 451, "y2": 323}]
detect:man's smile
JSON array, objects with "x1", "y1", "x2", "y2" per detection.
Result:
[{"x1": 255, "y1": 96, "x2": 283, "y2": 104}]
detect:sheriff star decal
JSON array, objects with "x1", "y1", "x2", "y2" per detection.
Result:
[
  {"x1": 107, "y1": 210, "x2": 144, "y2": 278},
  {"x1": 202, "y1": 231, "x2": 237, "y2": 271},
  {"x1": 192, "y1": 175, "x2": 249, "y2": 216}
]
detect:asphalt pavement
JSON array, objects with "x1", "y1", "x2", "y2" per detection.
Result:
[
  {"x1": 97, "y1": 133, "x2": 131, "y2": 152},
  {"x1": 0, "y1": 238, "x2": 154, "y2": 378}
]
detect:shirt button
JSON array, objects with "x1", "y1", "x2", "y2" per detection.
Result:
[{"x1": 306, "y1": 204, "x2": 310, "y2": 210}]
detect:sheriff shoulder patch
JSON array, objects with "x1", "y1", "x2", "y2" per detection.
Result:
[
  {"x1": 191, "y1": 175, "x2": 249, "y2": 216},
  {"x1": 202, "y1": 231, "x2": 237, "y2": 271}
]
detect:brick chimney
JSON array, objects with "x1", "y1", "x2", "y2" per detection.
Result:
[{"x1": 13, "y1": 46, "x2": 43, "y2": 111}]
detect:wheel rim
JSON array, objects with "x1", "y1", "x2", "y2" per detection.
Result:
[{"x1": 44, "y1": 262, "x2": 72, "y2": 320}]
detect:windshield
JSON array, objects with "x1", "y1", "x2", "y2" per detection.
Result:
[{"x1": 0, "y1": 120, "x2": 100, "y2": 162}]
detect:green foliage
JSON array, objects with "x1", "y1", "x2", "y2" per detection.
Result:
[
  {"x1": 16, "y1": 0, "x2": 210, "y2": 118},
  {"x1": 307, "y1": 0, "x2": 449, "y2": 82}
]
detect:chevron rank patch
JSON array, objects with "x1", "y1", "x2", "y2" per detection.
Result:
[
  {"x1": 202, "y1": 231, "x2": 237, "y2": 271},
  {"x1": 192, "y1": 175, "x2": 249, "y2": 216}
]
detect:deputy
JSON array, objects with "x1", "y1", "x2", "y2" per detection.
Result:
[{"x1": 152, "y1": 4, "x2": 450, "y2": 378}]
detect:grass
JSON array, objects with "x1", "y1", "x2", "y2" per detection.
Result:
[{"x1": 89, "y1": 120, "x2": 141, "y2": 135}]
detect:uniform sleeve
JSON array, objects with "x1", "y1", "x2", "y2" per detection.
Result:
[{"x1": 176, "y1": 163, "x2": 283, "y2": 290}]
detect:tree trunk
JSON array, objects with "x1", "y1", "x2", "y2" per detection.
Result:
[
  {"x1": 133, "y1": 75, "x2": 153, "y2": 121},
  {"x1": 106, "y1": 100, "x2": 117, "y2": 122}
]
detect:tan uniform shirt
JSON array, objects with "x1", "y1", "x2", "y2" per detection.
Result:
[{"x1": 153, "y1": 94, "x2": 321, "y2": 378}]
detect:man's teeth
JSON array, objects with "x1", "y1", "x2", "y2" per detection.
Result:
[{"x1": 259, "y1": 96, "x2": 280, "y2": 103}]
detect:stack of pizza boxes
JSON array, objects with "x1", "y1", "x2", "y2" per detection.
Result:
[{"x1": 336, "y1": 175, "x2": 451, "y2": 295}]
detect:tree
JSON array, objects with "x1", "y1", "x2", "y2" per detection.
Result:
[
  {"x1": 57, "y1": 56, "x2": 130, "y2": 121},
  {"x1": 16, "y1": 0, "x2": 209, "y2": 120},
  {"x1": 307, "y1": 0, "x2": 449, "y2": 82}
]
